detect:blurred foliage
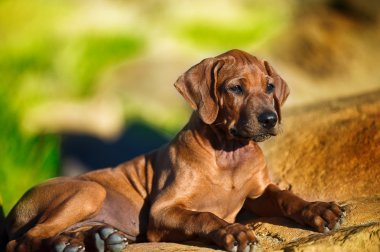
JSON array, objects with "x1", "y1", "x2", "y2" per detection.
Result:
[
  {"x1": 0, "y1": 90, "x2": 59, "y2": 214},
  {"x1": 0, "y1": 0, "x2": 145, "y2": 213},
  {"x1": 176, "y1": 6, "x2": 284, "y2": 49},
  {"x1": 0, "y1": 0, "x2": 287, "y2": 214},
  {"x1": 67, "y1": 34, "x2": 143, "y2": 96}
]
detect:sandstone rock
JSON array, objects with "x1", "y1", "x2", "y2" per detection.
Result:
[
  {"x1": 264, "y1": 89, "x2": 380, "y2": 202},
  {"x1": 124, "y1": 90, "x2": 380, "y2": 251},
  {"x1": 126, "y1": 196, "x2": 380, "y2": 252}
]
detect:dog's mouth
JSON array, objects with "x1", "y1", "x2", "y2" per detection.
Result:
[
  {"x1": 230, "y1": 128, "x2": 276, "y2": 142},
  {"x1": 251, "y1": 133, "x2": 273, "y2": 142}
]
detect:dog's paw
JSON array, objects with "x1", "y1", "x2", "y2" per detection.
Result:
[
  {"x1": 91, "y1": 225, "x2": 129, "y2": 252},
  {"x1": 209, "y1": 223, "x2": 258, "y2": 252},
  {"x1": 297, "y1": 201, "x2": 346, "y2": 233},
  {"x1": 52, "y1": 236, "x2": 85, "y2": 252}
]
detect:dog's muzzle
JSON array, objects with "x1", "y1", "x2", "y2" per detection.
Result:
[
  {"x1": 229, "y1": 127, "x2": 276, "y2": 142},
  {"x1": 251, "y1": 133, "x2": 272, "y2": 142}
]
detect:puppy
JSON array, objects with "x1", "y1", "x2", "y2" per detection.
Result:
[{"x1": 5, "y1": 49, "x2": 344, "y2": 252}]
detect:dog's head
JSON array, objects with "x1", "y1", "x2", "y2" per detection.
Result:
[{"x1": 175, "y1": 49, "x2": 290, "y2": 142}]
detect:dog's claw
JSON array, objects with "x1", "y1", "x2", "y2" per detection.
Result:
[
  {"x1": 231, "y1": 246, "x2": 238, "y2": 252},
  {"x1": 230, "y1": 241, "x2": 238, "y2": 252},
  {"x1": 249, "y1": 241, "x2": 258, "y2": 252},
  {"x1": 333, "y1": 221, "x2": 341, "y2": 231},
  {"x1": 250, "y1": 246, "x2": 257, "y2": 252},
  {"x1": 53, "y1": 239, "x2": 84, "y2": 252},
  {"x1": 64, "y1": 246, "x2": 84, "y2": 252},
  {"x1": 243, "y1": 246, "x2": 250, "y2": 252},
  {"x1": 107, "y1": 243, "x2": 127, "y2": 252},
  {"x1": 342, "y1": 210, "x2": 347, "y2": 217},
  {"x1": 323, "y1": 226, "x2": 330, "y2": 233}
]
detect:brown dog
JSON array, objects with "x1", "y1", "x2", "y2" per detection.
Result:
[{"x1": 4, "y1": 49, "x2": 344, "y2": 252}]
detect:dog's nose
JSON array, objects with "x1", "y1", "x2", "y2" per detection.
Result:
[{"x1": 257, "y1": 111, "x2": 277, "y2": 129}]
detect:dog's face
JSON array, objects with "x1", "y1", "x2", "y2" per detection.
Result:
[{"x1": 175, "y1": 49, "x2": 290, "y2": 142}]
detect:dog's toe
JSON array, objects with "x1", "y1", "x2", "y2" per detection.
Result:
[
  {"x1": 64, "y1": 244, "x2": 85, "y2": 252},
  {"x1": 93, "y1": 225, "x2": 128, "y2": 252},
  {"x1": 53, "y1": 242, "x2": 67, "y2": 252},
  {"x1": 53, "y1": 240, "x2": 85, "y2": 252},
  {"x1": 107, "y1": 242, "x2": 128, "y2": 252},
  {"x1": 99, "y1": 227, "x2": 116, "y2": 240}
]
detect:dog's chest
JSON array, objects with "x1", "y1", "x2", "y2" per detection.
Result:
[
  {"x1": 187, "y1": 180, "x2": 247, "y2": 222},
  {"x1": 186, "y1": 148, "x2": 266, "y2": 221}
]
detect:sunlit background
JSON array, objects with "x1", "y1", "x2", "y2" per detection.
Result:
[{"x1": 1, "y1": 0, "x2": 380, "y2": 214}]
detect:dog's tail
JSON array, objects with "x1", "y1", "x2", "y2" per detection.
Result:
[{"x1": 0, "y1": 198, "x2": 7, "y2": 252}]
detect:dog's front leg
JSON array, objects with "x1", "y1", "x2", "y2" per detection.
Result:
[
  {"x1": 244, "y1": 184, "x2": 345, "y2": 232},
  {"x1": 147, "y1": 206, "x2": 258, "y2": 252}
]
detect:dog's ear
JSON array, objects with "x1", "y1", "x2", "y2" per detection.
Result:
[
  {"x1": 174, "y1": 58, "x2": 224, "y2": 124},
  {"x1": 263, "y1": 60, "x2": 290, "y2": 123}
]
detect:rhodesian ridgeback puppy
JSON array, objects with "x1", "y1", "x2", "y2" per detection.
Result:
[{"x1": 4, "y1": 49, "x2": 344, "y2": 252}]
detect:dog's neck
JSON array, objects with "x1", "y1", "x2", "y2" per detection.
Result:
[{"x1": 185, "y1": 113, "x2": 257, "y2": 153}]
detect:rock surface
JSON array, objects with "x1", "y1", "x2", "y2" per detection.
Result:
[
  {"x1": 264, "y1": 89, "x2": 380, "y2": 202},
  {"x1": 125, "y1": 90, "x2": 380, "y2": 251}
]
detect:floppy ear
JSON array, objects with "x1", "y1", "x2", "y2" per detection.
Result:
[
  {"x1": 174, "y1": 58, "x2": 224, "y2": 124},
  {"x1": 263, "y1": 60, "x2": 290, "y2": 123}
]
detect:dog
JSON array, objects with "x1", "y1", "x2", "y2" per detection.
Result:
[{"x1": 4, "y1": 49, "x2": 344, "y2": 252}]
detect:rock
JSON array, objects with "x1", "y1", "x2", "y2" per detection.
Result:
[
  {"x1": 252, "y1": 196, "x2": 380, "y2": 251},
  {"x1": 127, "y1": 242, "x2": 223, "y2": 252},
  {"x1": 263, "y1": 89, "x2": 380, "y2": 202},
  {"x1": 124, "y1": 196, "x2": 380, "y2": 251},
  {"x1": 126, "y1": 90, "x2": 380, "y2": 251}
]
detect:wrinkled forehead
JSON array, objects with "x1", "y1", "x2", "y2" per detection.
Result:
[{"x1": 216, "y1": 50, "x2": 267, "y2": 81}]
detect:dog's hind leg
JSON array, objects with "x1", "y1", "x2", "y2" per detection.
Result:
[{"x1": 6, "y1": 180, "x2": 107, "y2": 252}]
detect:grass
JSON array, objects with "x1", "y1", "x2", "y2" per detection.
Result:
[
  {"x1": 173, "y1": 4, "x2": 287, "y2": 50},
  {"x1": 0, "y1": 0, "x2": 145, "y2": 214},
  {"x1": 0, "y1": 85, "x2": 60, "y2": 214},
  {"x1": 67, "y1": 34, "x2": 144, "y2": 97},
  {"x1": 0, "y1": 0, "x2": 287, "y2": 215}
]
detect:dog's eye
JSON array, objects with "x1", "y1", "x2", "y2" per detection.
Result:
[
  {"x1": 228, "y1": 84, "x2": 243, "y2": 94},
  {"x1": 266, "y1": 83, "x2": 275, "y2": 93}
]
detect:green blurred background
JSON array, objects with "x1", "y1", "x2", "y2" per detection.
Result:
[{"x1": 1, "y1": 0, "x2": 380, "y2": 214}]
